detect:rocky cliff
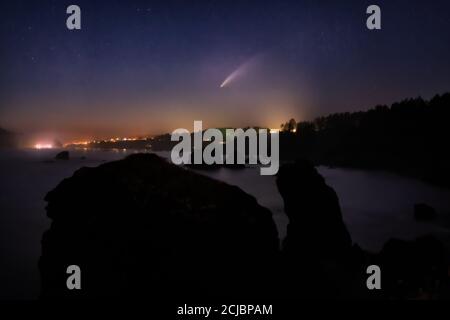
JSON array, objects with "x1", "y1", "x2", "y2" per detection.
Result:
[{"x1": 40, "y1": 153, "x2": 279, "y2": 299}]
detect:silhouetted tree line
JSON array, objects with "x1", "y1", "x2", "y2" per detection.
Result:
[{"x1": 280, "y1": 93, "x2": 450, "y2": 187}]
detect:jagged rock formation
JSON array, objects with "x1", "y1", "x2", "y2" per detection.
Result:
[
  {"x1": 378, "y1": 236, "x2": 449, "y2": 299},
  {"x1": 275, "y1": 159, "x2": 449, "y2": 299},
  {"x1": 276, "y1": 159, "x2": 363, "y2": 298},
  {"x1": 55, "y1": 151, "x2": 70, "y2": 160},
  {"x1": 276, "y1": 159, "x2": 352, "y2": 257},
  {"x1": 39, "y1": 153, "x2": 279, "y2": 299},
  {"x1": 40, "y1": 155, "x2": 449, "y2": 300}
]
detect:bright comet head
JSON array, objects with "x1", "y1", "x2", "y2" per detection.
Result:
[{"x1": 219, "y1": 54, "x2": 262, "y2": 88}]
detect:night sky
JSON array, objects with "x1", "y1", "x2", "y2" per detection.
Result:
[{"x1": 1, "y1": 0, "x2": 449, "y2": 142}]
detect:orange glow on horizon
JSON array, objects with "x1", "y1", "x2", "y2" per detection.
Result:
[{"x1": 34, "y1": 143, "x2": 53, "y2": 149}]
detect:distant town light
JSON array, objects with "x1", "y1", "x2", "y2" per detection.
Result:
[{"x1": 35, "y1": 143, "x2": 53, "y2": 149}]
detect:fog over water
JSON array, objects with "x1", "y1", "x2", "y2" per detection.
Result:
[{"x1": 1, "y1": 149, "x2": 449, "y2": 299}]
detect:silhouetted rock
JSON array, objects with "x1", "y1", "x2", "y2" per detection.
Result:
[
  {"x1": 276, "y1": 159, "x2": 357, "y2": 298},
  {"x1": 379, "y1": 236, "x2": 449, "y2": 299},
  {"x1": 276, "y1": 159, "x2": 352, "y2": 257},
  {"x1": 55, "y1": 151, "x2": 69, "y2": 160},
  {"x1": 40, "y1": 153, "x2": 279, "y2": 299},
  {"x1": 414, "y1": 203, "x2": 437, "y2": 221},
  {"x1": 40, "y1": 154, "x2": 450, "y2": 300}
]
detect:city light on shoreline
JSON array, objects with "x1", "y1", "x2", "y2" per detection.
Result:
[
  {"x1": 34, "y1": 143, "x2": 53, "y2": 149},
  {"x1": 63, "y1": 136, "x2": 142, "y2": 147}
]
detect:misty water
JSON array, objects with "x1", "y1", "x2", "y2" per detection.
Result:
[{"x1": 1, "y1": 148, "x2": 450, "y2": 299}]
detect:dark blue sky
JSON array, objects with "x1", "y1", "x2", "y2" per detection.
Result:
[{"x1": 1, "y1": 0, "x2": 449, "y2": 141}]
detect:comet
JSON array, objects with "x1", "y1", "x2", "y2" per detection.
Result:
[
  {"x1": 220, "y1": 54, "x2": 262, "y2": 88},
  {"x1": 220, "y1": 68, "x2": 242, "y2": 88}
]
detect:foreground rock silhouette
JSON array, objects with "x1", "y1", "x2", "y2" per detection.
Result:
[
  {"x1": 276, "y1": 159, "x2": 352, "y2": 256},
  {"x1": 40, "y1": 154, "x2": 449, "y2": 299},
  {"x1": 40, "y1": 153, "x2": 278, "y2": 299},
  {"x1": 414, "y1": 203, "x2": 437, "y2": 221},
  {"x1": 276, "y1": 159, "x2": 365, "y2": 298},
  {"x1": 276, "y1": 159, "x2": 449, "y2": 299},
  {"x1": 378, "y1": 236, "x2": 448, "y2": 299},
  {"x1": 54, "y1": 151, "x2": 70, "y2": 160}
]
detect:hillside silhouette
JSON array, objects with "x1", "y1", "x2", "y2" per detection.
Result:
[{"x1": 280, "y1": 93, "x2": 450, "y2": 187}]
